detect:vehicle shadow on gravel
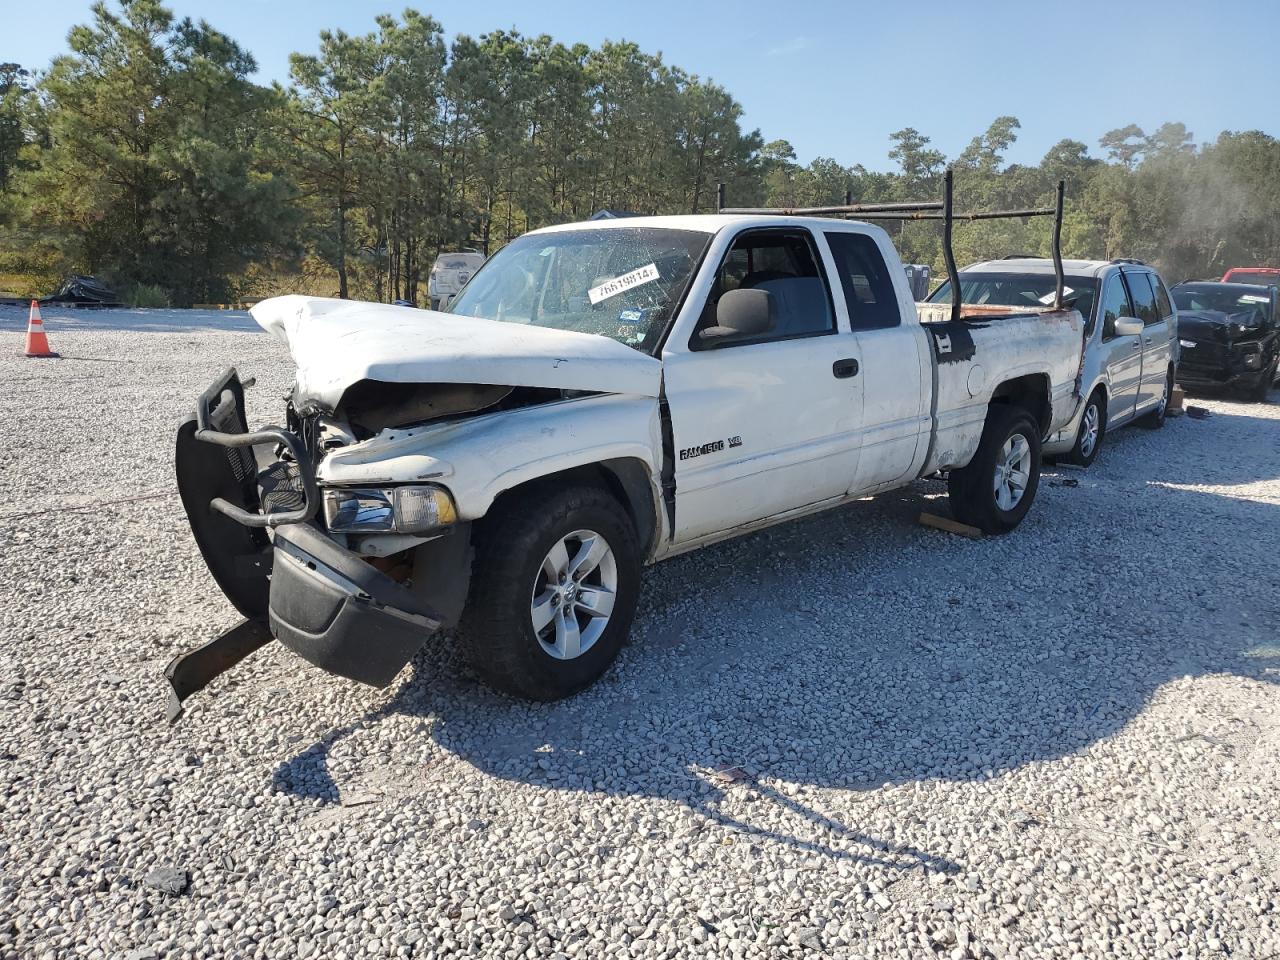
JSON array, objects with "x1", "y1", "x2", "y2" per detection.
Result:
[{"x1": 272, "y1": 446, "x2": 1279, "y2": 873}]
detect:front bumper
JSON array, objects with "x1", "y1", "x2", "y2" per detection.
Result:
[
  {"x1": 1176, "y1": 339, "x2": 1265, "y2": 387},
  {"x1": 166, "y1": 368, "x2": 442, "y2": 721}
]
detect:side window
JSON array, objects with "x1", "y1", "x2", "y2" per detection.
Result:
[
  {"x1": 1098, "y1": 275, "x2": 1132, "y2": 341},
  {"x1": 823, "y1": 231, "x2": 902, "y2": 329},
  {"x1": 693, "y1": 230, "x2": 835, "y2": 348},
  {"x1": 1150, "y1": 274, "x2": 1174, "y2": 320},
  {"x1": 1123, "y1": 271, "x2": 1160, "y2": 326}
]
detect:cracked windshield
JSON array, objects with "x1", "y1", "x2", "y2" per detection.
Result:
[{"x1": 448, "y1": 227, "x2": 710, "y2": 352}]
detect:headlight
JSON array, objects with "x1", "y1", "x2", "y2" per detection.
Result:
[{"x1": 323, "y1": 485, "x2": 457, "y2": 534}]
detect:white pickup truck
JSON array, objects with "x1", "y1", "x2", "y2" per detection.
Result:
[{"x1": 169, "y1": 191, "x2": 1083, "y2": 715}]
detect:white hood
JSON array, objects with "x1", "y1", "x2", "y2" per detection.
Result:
[{"x1": 250, "y1": 295, "x2": 662, "y2": 408}]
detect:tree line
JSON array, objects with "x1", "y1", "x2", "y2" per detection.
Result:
[{"x1": 2, "y1": 0, "x2": 1279, "y2": 306}]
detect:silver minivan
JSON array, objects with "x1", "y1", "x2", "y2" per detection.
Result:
[{"x1": 928, "y1": 258, "x2": 1178, "y2": 466}]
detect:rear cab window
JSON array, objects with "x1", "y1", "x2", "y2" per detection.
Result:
[{"x1": 823, "y1": 231, "x2": 901, "y2": 330}]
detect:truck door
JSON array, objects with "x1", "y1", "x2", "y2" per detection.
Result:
[
  {"x1": 822, "y1": 229, "x2": 928, "y2": 493},
  {"x1": 661, "y1": 227, "x2": 864, "y2": 543},
  {"x1": 1097, "y1": 273, "x2": 1142, "y2": 425},
  {"x1": 1123, "y1": 268, "x2": 1173, "y2": 413}
]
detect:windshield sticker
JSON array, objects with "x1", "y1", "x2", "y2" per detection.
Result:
[
  {"x1": 618, "y1": 308, "x2": 643, "y2": 324},
  {"x1": 1239, "y1": 295, "x2": 1269, "y2": 303},
  {"x1": 588, "y1": 263, "x2": 660, "y2": 305},
  {"x1": 1038, "y1": 286, "x2": 1073, "y2": 305}
]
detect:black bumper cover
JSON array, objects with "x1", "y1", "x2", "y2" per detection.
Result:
[
  {"x1": 1177, "y1": 362, "x2": 1258, "y2": 388},
  {"x1": 268, "y1": 523, "x2": 441, "y2": 687}
]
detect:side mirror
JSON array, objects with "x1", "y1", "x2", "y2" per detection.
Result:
[
  {"x1": 1114, "y1": 316, "x2": 1144, "y2": 337},
  {"x1": 699, "y1": 288, "x2": 776, "y2": 344}
]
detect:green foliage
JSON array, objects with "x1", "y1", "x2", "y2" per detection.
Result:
[
  {"x1": 4, "y1": 0, "x2": 296, "y2": 305},
  {"x1": 2, "y1": 2, "x2": 1279, "y2": 303},
  {"x1": 122, "y1": 281, "x2": 168, "y2": 307}
]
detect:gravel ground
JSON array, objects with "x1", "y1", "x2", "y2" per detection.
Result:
[{"x1": 2, "y1": 308, "x2": 1279, "y2": 960}]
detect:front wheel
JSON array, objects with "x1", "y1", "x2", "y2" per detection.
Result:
[
  {"x1": 948, "y1": 406, "x2": 1042, "y2": 534},
  {"x1": 460, "y1": 484, "x2": 641, "y2": 700},
  {"x1": 1245, "y1": 355, "x2": 1278, "y2": 402}
]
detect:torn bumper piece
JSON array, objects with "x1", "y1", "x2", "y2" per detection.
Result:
[
  {"x1": 268, "y1": 523, "x2": 442, "y2": 687},
  {"x1": 167, "y1": 367, "x2": 443, "y2": 721}
]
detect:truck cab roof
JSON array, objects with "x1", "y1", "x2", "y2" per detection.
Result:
[{"x1": 528, "y1": 213, "x2": 889, "y2": 237}]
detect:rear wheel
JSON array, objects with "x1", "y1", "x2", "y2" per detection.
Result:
[
  {"x1": 948, "y1": 406, "x2": 1042, "y2": 534},
  {"x1": 1140, "y1": 367, "x2": 1173, "y2": 428},
  {"x1": 460, "y1": 483, "x2": 641, "y2": 700},
  {"x1": 1063, "y1": 391, "x2": 1105, "y2": 467}
]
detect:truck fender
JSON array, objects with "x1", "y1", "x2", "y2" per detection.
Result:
[{"x1": 482, "y1": 455, "x2": 663, "y2": 562}]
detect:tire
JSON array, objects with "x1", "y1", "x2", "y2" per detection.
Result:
[
  {"x1": 460, "y1": 483, "x2": 641, "y2": 701},
  {"x1": 1246, "y1": 355, "x2": 1278, "y2": 401},
  {"x1": 1063, "y1": 391, "x2": 1105, "y2": 468},
  {"x1": 1140, "y1": 366, "x2": 1173, "y2": 428},
  {"x1": 948, "y1": 405, "x2": 1042, "y2": 534}
]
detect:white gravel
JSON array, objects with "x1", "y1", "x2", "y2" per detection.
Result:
[{"x1": 2, "y1": 306, "x2": 1279, "y2": 960}]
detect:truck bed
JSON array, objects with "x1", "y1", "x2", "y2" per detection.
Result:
[{"x1": 914, "y1": 301, "x2": 1085, "y2": 474}]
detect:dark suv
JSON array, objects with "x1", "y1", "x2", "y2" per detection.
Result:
[{"x1": 1171, "y1": 282, "x2": 1280, "y2": 400}]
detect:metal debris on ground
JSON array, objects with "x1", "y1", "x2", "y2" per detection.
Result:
[{"x1": 141, "y1": 865, "x2": 190, "y2": 897}]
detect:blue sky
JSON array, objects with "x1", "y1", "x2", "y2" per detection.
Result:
[{"x1": 6, "y1": 0, "x2": 1278, "y2": 170}]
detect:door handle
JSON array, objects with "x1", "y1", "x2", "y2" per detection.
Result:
[
  {"x1": 1132, "y1": 340, "x2": 1142, "y2": 351},
  {"x1": 832, "y1": 358, "x2": 859, "y2": 379},
  {"x1": 1144, "y1": 337, "x2": 1153, "y2": 345}
]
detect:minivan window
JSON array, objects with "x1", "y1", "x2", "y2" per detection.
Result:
[
  {"x1": 1151, "y1": 274, "x2": 1174, "y2": 320},
  {"x1": 1123, "y1": 271, "x2": 1160, "y2": 326},
  {"x1": 1098, "y1": 275, "x2": 1132, "y2": 341},
  {"x1": 824, "y1": 232, "x2": 901, "y2": 329}
]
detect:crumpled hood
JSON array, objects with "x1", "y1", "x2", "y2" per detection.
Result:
[
  {"x1": 250, "y1": 295, "x2": 662, "y2": 408},
  {"x1": 1177, "y1": 309, "x2": 1259, "y2": 342}
]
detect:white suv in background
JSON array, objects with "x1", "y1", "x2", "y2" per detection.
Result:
[
  {"x1": 427, "y1": 250, "x2": 485, "y2": 310},
  {"x1": 928, "y1": 257, "x2": 1178, "y2": 466}
]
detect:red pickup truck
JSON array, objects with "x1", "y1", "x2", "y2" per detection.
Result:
[{"x1": 1222, "y1": 267, "x2": 1280, "y2": 286}]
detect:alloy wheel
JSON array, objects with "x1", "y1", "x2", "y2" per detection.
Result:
[
  {"x1": 993, "y1": 433, "x2": 1032, "y2": 511},
  {"x1": 530, "y1": 529, "x2": 618, "y2": 660}
]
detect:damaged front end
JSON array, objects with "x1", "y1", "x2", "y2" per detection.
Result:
[
  {"x1": 167, "y1": 368, "x2": 450, "y2": 721},
  {"x1": 1177, "y1": 311, "x2": 1273, "y2": 389}
]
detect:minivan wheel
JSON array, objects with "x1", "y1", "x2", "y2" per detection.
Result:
[
  {"x1": 948, "y1": 406, "x2": 1042, "y2": 534},
  {"x1": 460, "y1": 483, "x2": 641, "y2": 701},
  {"x1": 1140, "y1": 367, "x2": 1173, "y2": 428},
  {"x1": 1064, "y1": 391, "x2": 1105, "y2": 467}
]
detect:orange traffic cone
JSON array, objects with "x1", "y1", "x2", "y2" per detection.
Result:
[{"x1": 24, "y1": 300, "x2": 58, "y2": 358}]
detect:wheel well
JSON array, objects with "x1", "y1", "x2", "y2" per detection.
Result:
[
  {"x1": 1090, "y1": 383, "x2": 1108, "y2": 414},
  {"x1": 486, "y1": 459, "x2": 660, "y2": 559},
  {"x1": 989, "y1": 374, "x2": 1051, "y2": 436}
]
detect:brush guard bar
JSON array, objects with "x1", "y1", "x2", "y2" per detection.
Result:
[{"x1": 194, "y1": 367, "x2": 319, "y2": 527}]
